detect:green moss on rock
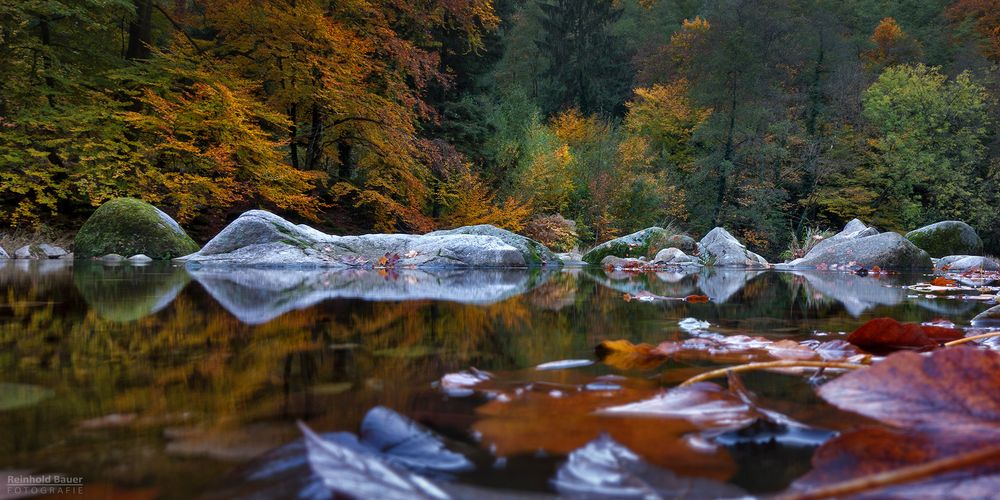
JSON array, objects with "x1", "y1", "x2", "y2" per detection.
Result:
[
  {"x1": 905, "y1": 221, "x2": 983, "y2": 258},
  {"x1": 74, "y1": 198, "x2": 200, "y2": 259}
]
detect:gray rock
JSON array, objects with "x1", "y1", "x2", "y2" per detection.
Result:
[
  {"x1": 906, "y1": 220, "x2": 983, "y2": 258},
  {"x1": 809, "y1": 219, "x2": 879, "y2": 256},
  {"x1": 600, "y1": 256, "x2": 647, "y2": 270},
  {"x1": 100, "y1": 253, "x2": 126, "y2": 263},
  {"x1": 557, "y1": 252, "x2": 587, "y2": 267},
  {"x1": 972, "y1": 304, "x2": 1000, "y2": 328},
  {"x1": 651, "y1": 247, "x2": 702, "y2": 267},
  {"x1": 59, "y1": 252, "x2": 74, "y2": 260},
  {"x1": 935, "y1": 255, "x2": 1000, "y2": 272},
  {"x1": 14, "y1": 245, "x2": 35, "y2": 259},
  {"x1": 426, "y1": 224, "x2": 559, "y2": 266},
  {"x1": 0, "y1": 247, "x2": 8, "y2": 259},
  {"x1": 181, "y1": 210, "x2": 535, "y2": 269},
  {"x1": 37, "y1": 243, "x2": 68, "y2": 259},
  {"x1": 582, "y1": 227, "x2": 695, "y2": 265},
  {"x1": 698, "y1": 227, "x2": 768, "y2": 268},
  {"x1": 784, "y1": 232, "x2": 931, "y2": 270},
  {"x1": 129, "y1": 254, "x2": 154, "y2": 263}
]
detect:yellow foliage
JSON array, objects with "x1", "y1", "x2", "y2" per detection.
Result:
[{"x1": 441, "y1": 172, "x2": 532, "y2": 232}]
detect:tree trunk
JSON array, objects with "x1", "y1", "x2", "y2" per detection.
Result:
[
  {"x1": 305, "y1": 104, "x2": 324, "y2": 170},
  {"x1": 288, "y1": 104, "x2": 300, "y2": 170},
  {"x1": 126, "y1": 0, "x2": 153, "y2": 60},
  {"x1": 337, "y1": 140, "x2": 353, "y2": 179}
]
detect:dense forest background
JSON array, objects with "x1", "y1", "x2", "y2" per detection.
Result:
[{"x1": 2, "y1": 0, "x2": 999, "y2": 258}]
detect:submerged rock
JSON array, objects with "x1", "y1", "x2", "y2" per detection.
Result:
[
  {"x1": 74, "y1": 198, "x2": 200, "y2": 259},
  {"x1": 785, "y1": 232, "x2": 932, "y2": 270},
  {"x1": 906, "y1": 220, "x2": 983, "y2": 258},
  {"x1": 936, "y1": 255, "x2": 1000, "y2": 272},
  {"x1": 698, "y1": 227, "x2": 768, "y2": 268},
  {"x1": 972, "y1": 304, "x2": 1000, "y2": 328},
  {"x1": 582, "y1": 227, "x2": 695, "y2": 265},
  {"x1": 181, "y1": 210, "x2": 553, "y2": 269}
]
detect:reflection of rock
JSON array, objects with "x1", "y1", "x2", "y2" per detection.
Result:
[
  {"x1": 914, "y1": 299, "x2": 978, "y2": 316},
  {"x1": 786, "y1": 271, "x2": 908, "y2": 317},
  {"x1": 527, "y1": 271, "x2": 579, "y2": 311},
  {"x1": 74, "y1": 262, "x2": 190, "y2": 322},
  {"x1": 697, "y1": 269, "x2": 766, "y2": 303},
  {"x1": 583, "y1": 267, "x2": 699, "y2": 297},
  {"x1": 191, "y1": 268, "x2": 553, "y2": 324},
  {"x1": 181, "y1": 211, "x2": 555, "y2": 269}
]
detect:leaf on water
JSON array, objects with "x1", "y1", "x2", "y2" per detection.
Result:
[
  {"x1": 597, "y1": 382, "x2": 757, "y2": 429},
  {"x1": 595, "y1": 336, "x2": 861, "y2": 371},
  {"x1": 358, "y1": 406, "x2": 473, "y2": 473},
  {"x1": 790, "y1": 348, "x2": 1000, "y2": 497},
  {"x1": 685, "y1": 294, "x2": 710, "y2": 303},
  {"x1": 846, "y1": 317, "x2": 964, "y2": 354},
  {"x1": 553, "y1": 434, "x2": 748, "y2": 499},
  {"x1": 299, "y1": 420, "x2": 452, "y2": 500},
  {"x1": 470, "y1": 373, "x2": 737, "y2": 478},
  {"x1": 930, "y1": 276, "x2": 957, "y2": 287}
]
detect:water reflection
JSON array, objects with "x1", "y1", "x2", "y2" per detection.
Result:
[
  {"x1": 190, "y1": 267, "x2": 555, "y2": 324},
  {"x1": 0, "y1": 262, "x2": 995, "y2": 499}
]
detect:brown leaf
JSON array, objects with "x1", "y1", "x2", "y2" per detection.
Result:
[
  {"x1": 846, "y1": 317, "x2": 963, "y2": 354},
  {"x1": 818, "y1": 348, "x2": 1000, "y2": 431},
  {"x1": 791, "y1": 348, "x2": 1000, "y2": 497},
  {"x1": 930, "y1": 276, "x2": 957, "y2": 286},
  {"x1": 685, "y1": 294, "x2": 710, "y2": 303}
]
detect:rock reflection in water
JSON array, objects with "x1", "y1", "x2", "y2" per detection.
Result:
[
  {"x1": 190, "y1": 267, "x2": 555, "y2": 324},
  {"x1": 74, "y1": 261, "x2": 191, "y2": 322},
  {"x1": 785, "y1": 271, "x2": 908, "y2": 317}
]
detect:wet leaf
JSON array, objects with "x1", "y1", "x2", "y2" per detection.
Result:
[
  {"x1": 685, "y1": 294, "x2": 710, "y2": 303},
  {"x1": 553, "y1": 434, "x2": 748, "y2": 499},
  {"x1": 470, "y1": 373, "x2": 738, "y2": 478},
  {"x1": 299, "y1": 420, "x2": 452, "y2": 500},
  {"x1": 846, "y1": 317, "x2": 963, "y2": 354},
  {"x1": 790, "y1": 348, "x2": 1000, "y2": 497}
]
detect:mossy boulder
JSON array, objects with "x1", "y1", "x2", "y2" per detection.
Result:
[
  {"x1": 74, "y1": 198, "x2": 200, "y2": 259},
  {"x1": 905, "y1": 221, "x2": 983, "y2": 258},
  {"x1": 582, "y1": 227, "x2": 693, "y2": 265}
]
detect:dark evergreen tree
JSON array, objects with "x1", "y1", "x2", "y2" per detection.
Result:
[{"x1": 535, "y1": 0, "x2": 631, "y2": 117}]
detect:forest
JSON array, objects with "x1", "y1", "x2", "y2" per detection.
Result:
[{"x1": 2, "y1": 0, "x2": 999, "y2": 259}]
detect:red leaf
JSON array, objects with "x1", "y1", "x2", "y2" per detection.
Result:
[{"x1": 846, "y1": 317, "x2": 963, "y2": 354}]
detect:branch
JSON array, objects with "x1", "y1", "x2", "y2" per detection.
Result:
[{"x1": 152, "y1": 4, "x2": 203, "y2": 55}]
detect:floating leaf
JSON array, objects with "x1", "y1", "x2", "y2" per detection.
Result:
[
  {"x1": 553, "y1": 435, "x2": 748, "y2": 499},
  {"x1": 685, "y1": 294, "x2": 710, "y2": 303},
  {"x1": 846, "y1": 317, "x2": 963, "y2": 354},
  {"x1": 790, "y1": 348, "x2": 1000, "y2": 498},
  {"x1": 930, "y1": 276, "x2": 957, "y2": 287}
]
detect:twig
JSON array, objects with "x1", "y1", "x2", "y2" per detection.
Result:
[
  {"x1": 152, "y1": 4, "x2": 204, "y2": 55},
  {"x1": 944, "y1": 331, "x2": 1000, "y2": 347},
  {"x1": 776, "y1": 443, "x2": 1000, "y2": 500},
  {"x1": 678, "y1": 360, "x2": 866, "y2": 387}
]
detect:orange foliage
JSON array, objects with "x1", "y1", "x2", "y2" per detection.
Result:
[
  {"x1": 863, "y1": 17, "x2": 922, "y2": 67},
  {"x1": 948, "y1": 0, "x2": 1000, "y2": 62}
]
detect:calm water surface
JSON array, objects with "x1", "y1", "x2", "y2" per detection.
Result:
[{"x1": 0, "y1": 261, "x2": 992, "y2": 498}]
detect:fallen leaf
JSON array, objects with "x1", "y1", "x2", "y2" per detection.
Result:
[
  {"x1": 685, "y1": 294, "x2": 710, "y2": 303},
  {"x1": 553, "y1": 434, "x2": 748, "y2": 498},
  {"x1": 846, "y1": 317, "x2": 963, "y2": 354},
  {"x1": 790, "y1": 348, "x2": 1000, "y2": 498},
  {"x1": 930, "y1": 276, "x2": 957, "y2": 287}
]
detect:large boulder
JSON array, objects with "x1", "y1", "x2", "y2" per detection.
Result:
[
  {"x1": 180, "y1": 210, "x2": 547, "y2": 269},
  {"x1": 582, "y1": 227, "x2": 695, "y2": 265},
  {"x1": 786, "y1": 232, "x2": 931, "y2": 270},
  {"x1": 74, "y1": 198, "x2": 199, "y2": 259},
  {"x1": 809, "y1": 219, "x2": 879, "y2": 255},
  {"x1": 905, "y1": 221, "x2": 983, "y2": 258},
  {"x1": 698, "y1": 227, "x2": 768, "y2": 268},
  {"x1": 651, "y1": 247, "x2": 702, "y2": 267},
  {"x1": 972, "y1": 304, "x2": 1000, "y2": 328},
  {"x1": 426, "y1": 224, "x2": 559, "y2": 266},
  {"x1": 935, "y1": 255, "x2": 1000, "y2": 272}
]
